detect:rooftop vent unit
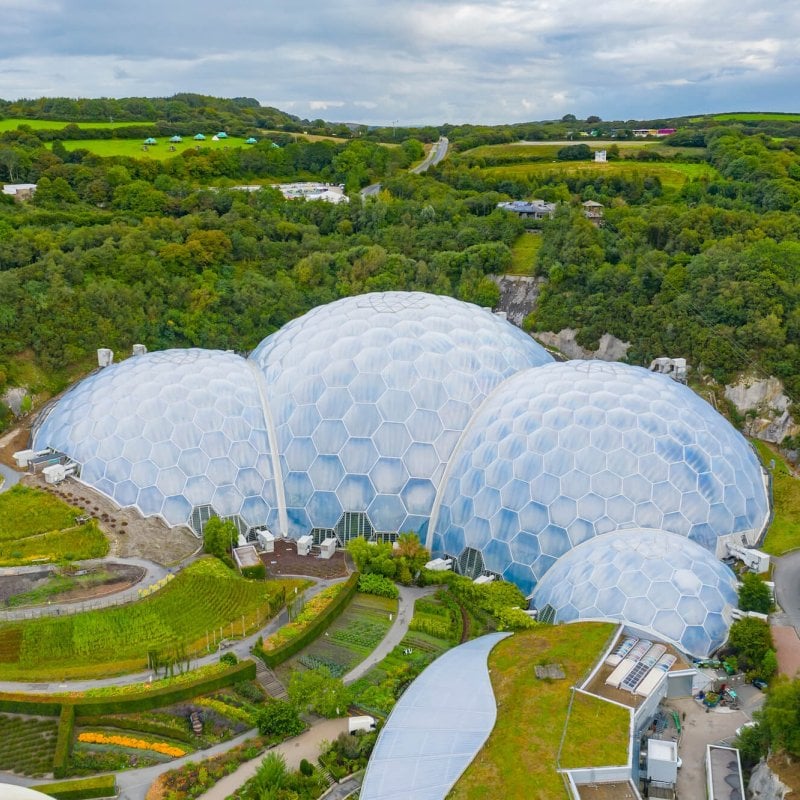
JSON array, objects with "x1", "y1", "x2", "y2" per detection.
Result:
[
  {"x1": 727, "y1": 544, "x2": 770, "y2": 574},
  {"x1": 97, "y1": 348, "x2": 114, "y2": 367},
  {"x1": 12, "y1": 449, "x2": 51, "y2": 469},
  {"x1": 132, "y1": 344, "x2": 147, "y2": 356},
  {"x1": 648, "y1": 356, "x2": 688, "y2": 383}
]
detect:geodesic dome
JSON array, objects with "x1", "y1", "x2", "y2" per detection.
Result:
[
  {"x1": 530, "y1": 529, "x2": 740, "y2": 657},
  {"x1": 33, "y1": 349, "x2": 279, "y2": 530},
  {"x1": 248, "y1": 292, "x2": 553, "y2": 539},
  {"x1": 430, "y1": 360, "x2": 769, "y2": 594}
]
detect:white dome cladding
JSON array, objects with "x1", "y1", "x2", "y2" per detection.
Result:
[
  {"x1": 33, "y1": 349, "x2": 279, "y2": 529},
  {"x1": 431, "y1": 360, "x2": 769, "y2": 595},
  {"x1": 248, "y1": 292, "x2": 553, "y2": 538},
  {"x1": 531, "y1": 529, "x2": 740, "y2": 658}
]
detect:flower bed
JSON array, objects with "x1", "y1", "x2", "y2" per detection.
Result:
[
  {"x1": 195, "y1": 696, "x2": 254, "y2": 725},
  {"x1": 77, "y1": 731, "x2": 186, "y2": 758}
]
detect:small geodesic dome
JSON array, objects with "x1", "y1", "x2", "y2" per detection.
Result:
[{"x1": 530, "y1": 529, "x2": 740, "y2": 657}]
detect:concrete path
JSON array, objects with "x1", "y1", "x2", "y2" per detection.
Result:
[
  {"x1": 0, "y1": 577, "x2": 345, "y2": 694},
  {"x1": 342, "y1": 584, "x2": 436, "y2": 685},
  {"x1": 0, "y1": 462, "x2": 22, "y2": 493},
  {"x1": 774, "y1": 549, "x2": 800, "y2": 631},
  {"x1": 197, "y1": 717, "x2": 348, "y2": 800}
]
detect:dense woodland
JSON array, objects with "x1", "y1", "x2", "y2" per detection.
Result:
[{"x1": 0, "y1": 97, "x2": 799, "y2": 432}]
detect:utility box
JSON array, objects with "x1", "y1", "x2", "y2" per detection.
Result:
[
  {"x1": 319, "y1": 537, "x2": 337, "y2": 559},
  {"x1": 473, "y1": 574, "x2": 495, "y2": 585},
  {"x1": 43, "y1": 463, "x2": 71, "y2": 484},
  {"x1": 297, "y1": 535, "x2": 313, "y2": 556},
  {"x1": 425, "y1": 558, "x2": 453, "y2": 571},
  {"x1": 257, "y1": 529, "x2": 275, "y2": 553},
  {"x1": 132, "y1": 344, "x2": 148, "y2": 356},
  {"x1": 647, "y1": 738, "x2": 678, "y2": 784},
  {"x1": 12, "y1": 449, "x2": 39, "y2": 469},
  {"x1": 97, "y1": 348, "x2": 114, "y2": 367}
]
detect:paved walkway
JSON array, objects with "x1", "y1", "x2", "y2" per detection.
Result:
[
  {"x1": 343, "y1": 584, "x2": 436, "y2": 685},
  {"x1": 0, "y1": 462, "x2": 22, "y2": 493},
  {"x1": 774, "y1": 549, "x2": 800, "y2": 631},
  {"x1": 197, "y1": 718, "x2": 349, "y2": 800}
]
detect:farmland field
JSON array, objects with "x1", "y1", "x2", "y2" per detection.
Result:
[
  {"x1": 0, "y1": 521, "x2": 108, "y2": 566},
  {"x1": 47, "y1": 137, "x2": 262, "y2": 160},
  {"x1": 0, "y1": 118, "x2": 154, "y2": 131},
  {"x1": 0, "y1": 558, "x2": 290, "y2": 679},
  {"x1": 710, "y1": 112, "x2": 800, "y2": 122},
  {"x1": 0, "y1": 485, "x2": 81, "y2": 540},
  {"x1": 481, "y1": 159, "x2": 717, "y2": 189},
  {"x1": 0, "y1": 714, "x2": 58, "y2": 777},
  {"x1": 276, "y1": 592, "x2": 397, "y2": 681}
]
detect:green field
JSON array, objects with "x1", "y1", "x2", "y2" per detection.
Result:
[
  {"x1": 0, "y1": 558, "x2": 288, "y2": 679},
  {"x1": 449, "y1": 623, "x2": 620, "y2": 800},
  {"x1": 754, "y1": 441, "x2": 800, "y2": 556},
  {"x1": 509, "y1": 232, "x2": 542, "y2": 276},
  {"x1": 0, "y1": 485, "x2": 107, "y2": 565},
  {"x1": 0, "y1": 118, "x2": 154, "y2": 131},
  {"x1": 711, "y1": 112, "x2": 800, "y2": 122},
  {"x1": 48, "y1": 137, "x2": 260, "y2": 161},
  {"x1": 560, "y1": 690, "x2": 630, "y2": 769},
  {"x1": 482, "y1": 159, "x2": 717, "y2": 190}
]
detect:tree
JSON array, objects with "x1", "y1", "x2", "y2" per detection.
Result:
[
  {"x1": 255, "y1": 700, "x2": 304, "y2": 738},
  {"x1": 728, "y1": 617, "x2": 773, "y2": 672},
  {"x1": 738, "y1": 573, "x2": 773, "y2": 613},
  {"x1": 556, "y1": 144, "x2": 592, "y2": 161},
  {"x1": 203, "y1": 516, "x2": 238, "y2": 560},
  {"x1": 586, "y1": 115, "x2": 602, "y2": 124},
  {"x1": 248, "y1": 750, "x2": 288, "y2": 799},
  {"x1": 288, "y1": 666, "x2": 351, "y2": 718},
  {"x1": 760, "y1": 678, "x2": 800, "y2": 757}
]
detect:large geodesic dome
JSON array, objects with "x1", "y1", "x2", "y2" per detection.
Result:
[
  {"x1": 530, "y1": 529, "x2": 740, "y2": 657},
  {"x1": 248, "y1": 292, "x2": 553, "y2": 539},
  {"x1": 429, "y1": 360, "x2": 769, "y2": 595},
  {"x1": 33, "y1": 349, "x2": 280, "y2": 531}
]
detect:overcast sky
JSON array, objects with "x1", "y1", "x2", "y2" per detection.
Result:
[{"x1": 1, "y1": 0, "x2": 798, "y2": 126}]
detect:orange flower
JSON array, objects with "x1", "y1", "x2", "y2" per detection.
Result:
[{"x1": 78, "y1": 731, "x2": 185, "y2": 758}]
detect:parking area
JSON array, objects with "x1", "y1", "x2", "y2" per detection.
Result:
[{"x1": 661, "y1": 680, "x2": 765, "y2": 799}]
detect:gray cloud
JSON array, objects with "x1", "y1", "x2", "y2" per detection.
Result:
[{"x1": 0, "y1": 0, "x2": 797, "y2": 124}]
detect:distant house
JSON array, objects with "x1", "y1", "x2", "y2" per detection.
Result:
[
  {"x1": 657, "y1": 128, "x2": 677, "y2": 136},
  {"x1": 594, "y1": 150, "x2": 607, "y2": 163},
  {"x1": 633, "y1": 128, "x2": 677, "y2": 138},
  {"x1": 2, "y1": 183, "x2": 37, "y2": 201},
  {"x1": 497, "y1": 199, "x2": 556, "y2": 220},
  {"x1": 582, "y1": 200, "x2": 604, "y2": 223}
]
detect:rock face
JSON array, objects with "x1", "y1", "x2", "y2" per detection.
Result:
[
  {"x1": 533, "y1": 328, "x2": 631, "y2": 362},
  {"x1": 724, "y1": 375, "x2": 798, "y2": 444},
  {"x1": 1, "y1": 387, "x2": 29, "y2": 417},
  {"x1": 749, "y1": 758, "x2": 790, "y2": 800},
  {"x1": 490, "y1": 275, "x2": 546, "y2": 326}
]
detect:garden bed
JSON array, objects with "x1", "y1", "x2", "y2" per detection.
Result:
[
  {"x1": 0, "y1": 713, "x2": 59, "y2": 777},
  {"x1": 262, "y1": 539, "x2": 350, "y2": 578}
]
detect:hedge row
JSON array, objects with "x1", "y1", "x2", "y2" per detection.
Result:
[
  {"x1": 34, "y1": 774, "x2": 117, "y2": 799},
  {"x1": 53, "y1": 704, "x2": 75, "y2": 778},
  {"x1": 0, "y1": 660, "x2": 256, "y2": 717},
  {"x1": 256, "y1": 573, "x2": 360, "y2": 668}
]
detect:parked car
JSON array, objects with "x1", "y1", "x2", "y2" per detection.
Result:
[{"x1": 751, "y1": 678, "x2": 768, "y2": 690}]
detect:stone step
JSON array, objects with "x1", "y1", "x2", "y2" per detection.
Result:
[{"x1": 255, "y1": 659, "x2": 288, "y2": 700}]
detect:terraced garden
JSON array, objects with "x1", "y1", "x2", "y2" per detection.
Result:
[
  {"x1": 0, "y1": 558, "x2": 292, "y2": 679},
  {"x1": 350, "y1": 591, "x2": 463, "y2": 716},
  {"x1": 0, "y1": 484, "x2": 107, "y2": 566},
  {"x1": 276, "y1": 592, "x2": 397, "y2": 681},
  {"x1": 0, "y1": 714, "x2": 58, "y2": 776}
]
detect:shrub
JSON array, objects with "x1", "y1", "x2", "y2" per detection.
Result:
[
  {"x1": 255, "y1": 700, "x2": 304, "y2": 738},
  {"x1": 220, "y1": 652, "x2": 238, "y2": 666},
  {"x1": 738, "y1": 573, "x2": 773, "y2": 613},
  {"x1": 357, "y1": 573, "x2": 399, "y2": 598},
  {"x1": 34, "y1": 774, "x2": 117, "y2": 800},
  {"x1": 241, "y1": 563, "x2": 266, "y2": 580},
  {"x1": 299, "y1": 757, "x2": 314, "y2": 776},
  {"x1": 53, "y1": 704, "x2": 75, "y2": 778}
]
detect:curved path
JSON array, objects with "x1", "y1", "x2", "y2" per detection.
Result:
[
  {"x1": 0, "y1": 462, "x2": 23, "y2": 493},
  {"x1": 774, "y1": 549, "x2": 800, "y2": 631}
]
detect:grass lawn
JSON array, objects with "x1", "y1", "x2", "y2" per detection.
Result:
[
  {"x1": 481, "y1": 160, "x2": 717, "y2": 190},
  {"x1": 509, "y1": 232, "x2": 542, "y2": 276},
  {"x1": 48, "y1": 137, "x2": 259, "y2": 161},
  {"x1": 753, "y1": 441, "x2": 800, "y2": 555},
  {"x1": 277, "y1": 592, "x2": 397, "y2": 680},
  {"x1": 0, "y1": 485, "x2": 106, "y2": 565},
  {"x1": 0, "y1": 557, "x2": 294, "y2": 680},
  {"x1": 0, "y1": 485, "x2": 81, "y2": 540},
  {"x1": 448, "y1": 622, "x2": 619, "y2": 800},
  {"x1": 0, "y1": 118, "x2": 154, "y2": 131},
  {"x1": 560, "y1": 690, "x2": 630, "y2": 768}
]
